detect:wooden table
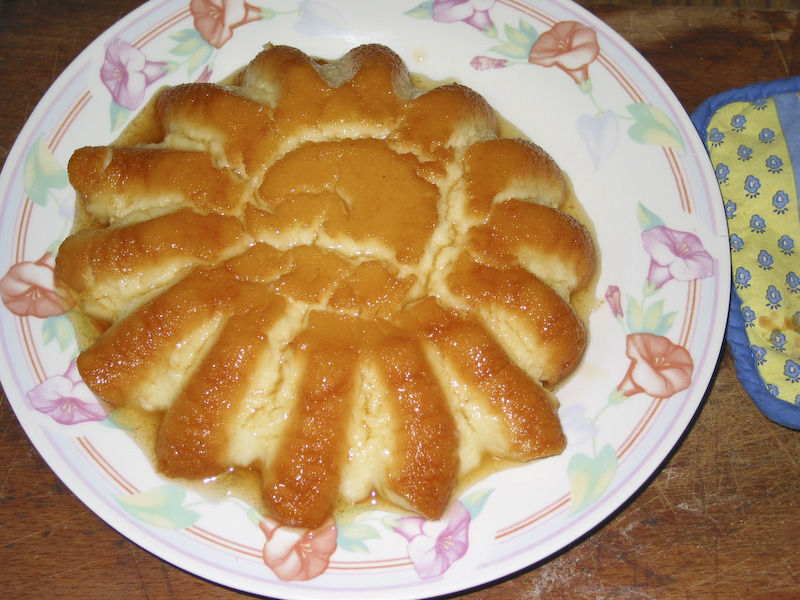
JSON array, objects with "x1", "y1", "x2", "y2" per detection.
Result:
[{"x1": 1, "y1": 1, "x2": 798, "y2": 598}]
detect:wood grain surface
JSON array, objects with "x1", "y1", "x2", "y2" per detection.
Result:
[{"x1": 1, "y1": 1, "x2": 799, "y2": 599}]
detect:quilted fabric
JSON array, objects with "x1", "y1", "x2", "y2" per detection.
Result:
[{"x1": 692, "y1": 76, "x2": 800, "y2": 430}]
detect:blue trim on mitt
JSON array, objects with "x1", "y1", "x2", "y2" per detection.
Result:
[
  {"x1": 691, "y1": 77, "x2": 800, "y2": 430},
  {"x1": 773, "y1": 90, "x2": 800, "y2": 209},
  {"x1": 692, "y1": 75, "x2": 800, "y2": 145}
]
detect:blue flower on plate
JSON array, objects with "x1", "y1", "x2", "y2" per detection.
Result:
[
  {"x1": 734, "y1": 266, "x2": 751, "y2": 288},
  {"x1": 751, "y1": 345, "x2": 767, "y2": 365},
  {"x1": 577, "y1": 111, "x2": 619, "y2": 168},
  {"x1": 708, "y1": 127, "x2": 725, "y2": 146},
  {"x1": 758, "y1": 127, "x2": 775, "y2": 143},
  {"x1": 778, "y1": 235, "x2": 794, "y2": 255},
  {"x1": 766, "y1": 155, "x2": 784, "y2": 174},
  {"x1": 772, "y1": 190, "x2": 790, "y2": 214},
  {"x1": 786, "y1": 360, "x2": 800, "y2": 383},
  {"x1": 749, "y1": 214, "x2": 766, "y2": 233},
  {"x1": 724, "y1": 199, "x2": 737, "y2": 219},
  {"x1": 741, "y1": 305, "x2": 756, "y2": 327},
  {"x1": 744, "y1": 175, "x2": 761, "y2": 198},
  {"x1": 767, "y1": 383, "x2": 780, "y2": 397},
  {"x1": 751, "y1": 97, "x2": 768, "y2": 110},
  {"x1": 758, "y1": 249, "x2": 774, "y2": 270},
  {"x1": 786, "y1": 271, "x2": 800, "y2": 293},
  {"x1": 766, "y1": 284, "x2": 782, "y2": 309},
  {"x1": 715, "y1": 163, "x2": 730, "y2": 184},
  {"x1": 770, "y1": 330, "x2": 787, "y2": 352},
  {"x1": 737, "y1": 145, "x2": 753, "y2": 161},
  {"x1": 729, "y1": 233, "x2": 745, "y2": 251},
  {"x1": 731, "y1": 114, "x2": 747, "y2": 131}
]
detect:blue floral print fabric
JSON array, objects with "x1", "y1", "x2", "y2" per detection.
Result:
[{"x1": 693, "y1": 76, "x2": 800, "y2": 430}]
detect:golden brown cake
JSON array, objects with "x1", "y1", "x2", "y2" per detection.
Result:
[{"x1": 56, "y1": 43, "x2": 596, "y2": 529}]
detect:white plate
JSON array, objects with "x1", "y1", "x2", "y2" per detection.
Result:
[{"x1": 0, "y1": 1, "x2": 729, "y2": 598}]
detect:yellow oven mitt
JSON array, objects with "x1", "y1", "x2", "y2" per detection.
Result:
[{"x1": 693, "y1": 77, "x2": 800, "y2": 429}]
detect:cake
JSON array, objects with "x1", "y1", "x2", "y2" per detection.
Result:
[{"x1": 55, "y1": 44, "x2": 596, "y2": 529}]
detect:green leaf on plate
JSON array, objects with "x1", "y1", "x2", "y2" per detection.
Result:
[
  {"x1": 642, "y1": 299, "x2": 677, "y2": 336},
  {"x1": 518, "y1": 18, "x2": 539, "y2": 43},
  {"x1": 626, "y1": 103, "x2": 686, "y2": 151},
  {"x1": 505, "y1": 20, "x2": 537, "y2": 49},
  {"x1": 186, "y1": 44, "x2": 214, "y2": 76},
  {"x1": 22, "y1": 135, "x2": 69, "y2": 206},
  {"x1": 636, "y1": 202, "x2": 665, "y2": 230},
  {"x1": 336, "y1": 521, "x2": 381, "y2": 553},
  {"x1": 116, "y1": 484, "x2": 201, "y2": 529},
  {"x1": 488, "y1": 42, "x2": 530, "y2": 59},
  {"x1": 169, "y1": 28, "x2": 200, "y2": 42},
  {"x1": 245, "y1": 506, "x2": 264, "y2": 527},
  {"x1": 626, "y1": 294, "x2": 644, "y2": 333},
  {"x1": 162, "y1": 59, "x2": 180, "y2": 75},
  {"x1": 380, "y1": 514, "x2": 400, "y2": 530},
  {"x1": 568, "y1": 444, "x2": 618, "y2": 513},
  {"x1": 41, "y1": 315, "x2": 73, "y2": 351},
  {"x1": 461, "y1": 488, "x2": 493, "y2": 518},
  {"x1": 109, "y1": 101, "x2": 130, "y2": 132},
  {"x1": 405, "y1": 0, "x2": 434, "y2": 19},
  {"x1": 608, "y1": 388, "x2": 628, "y2": 405},
  {"x1": 169, "y1": 29, "x2": 210, "y2": 57}
]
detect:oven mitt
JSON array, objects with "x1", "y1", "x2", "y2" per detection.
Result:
[{"x1": 692, "y1": 76, "x2": 800, "y2": 430}]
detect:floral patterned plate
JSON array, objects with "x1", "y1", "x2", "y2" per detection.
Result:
[{"x1": 0, "y1": 0, "x2": 729, "y2": 598}]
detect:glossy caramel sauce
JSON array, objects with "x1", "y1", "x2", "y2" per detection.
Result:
[{"x1": 56, "y1": 44, "x2": 597, "y2": 529}]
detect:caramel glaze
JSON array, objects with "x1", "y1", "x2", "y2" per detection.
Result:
[
  {"x1": 255, "y1": 138, "x2": 439, "y2": 264},
  {"x1": 448, "y1": 255, "x2": 586, "y2": 386},
  {"x1": 263, "y1": 310, "x2": 459, "y2": 527},
  {"x1": 68, "y1": 146, "x2": 250, "y2": 222},
  {"x1": 464, "y1": 138, "x2": 570, "y2": 216},
  {"x1": 56, "y1": 208, "x2": 250, "y2": 321},
  {"x1": 57, "y1": 43, "x2": 596, "y2": 529}
]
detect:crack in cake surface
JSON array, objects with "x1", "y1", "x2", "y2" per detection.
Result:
[{"x1": 56, "y1": 43, "x2": 596, "y2": 528}]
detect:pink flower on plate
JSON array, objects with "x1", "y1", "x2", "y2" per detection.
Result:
[
  {"x1": 195, "y1": 64, "x2": 213, "y2": 83},
  {"x1": 470, "y1": 55, "x2": 509, "y2": 71},
  {"x1": 605, "y1": 285, "x2": 623, "y2": 318},
  {"x1": 393, "y1": 500, "x2": 471, "y2": 579},
  {"x1": 617, "y1": 333, "x2": 694, "y2": 399},
  {"x1": 100, "y1": 39, "x2": 167, "y2": 110},
  {"x1": 432, "y1": 0, "x2": 496, "y2": 32},
  {"x1": 528, "y1": 21, "x2": 600, "y2": 84},
  {"x1": 259, "y1": 518, "x2": 337, "y2": 581},
  {"x1": 27, "y1": 360, "x2": 107, "y2": 425},
  {"x1": 190, "y1": 0, "x2": 262, "y2": 49},
  {"x1": 642, "y1": 225, "x2": 715, "y2": 289},
  {"x1": 0, "y1": 252, "x2": 70, "y2": 318}
]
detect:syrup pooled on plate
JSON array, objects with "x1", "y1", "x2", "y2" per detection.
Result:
[{"x1": 56, "y1": 43, "x2": 596, "y2": 528}]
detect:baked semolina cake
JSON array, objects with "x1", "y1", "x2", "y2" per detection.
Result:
[{"x1": 55, "y1": 43, "x2": 596, "y2": 529}]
